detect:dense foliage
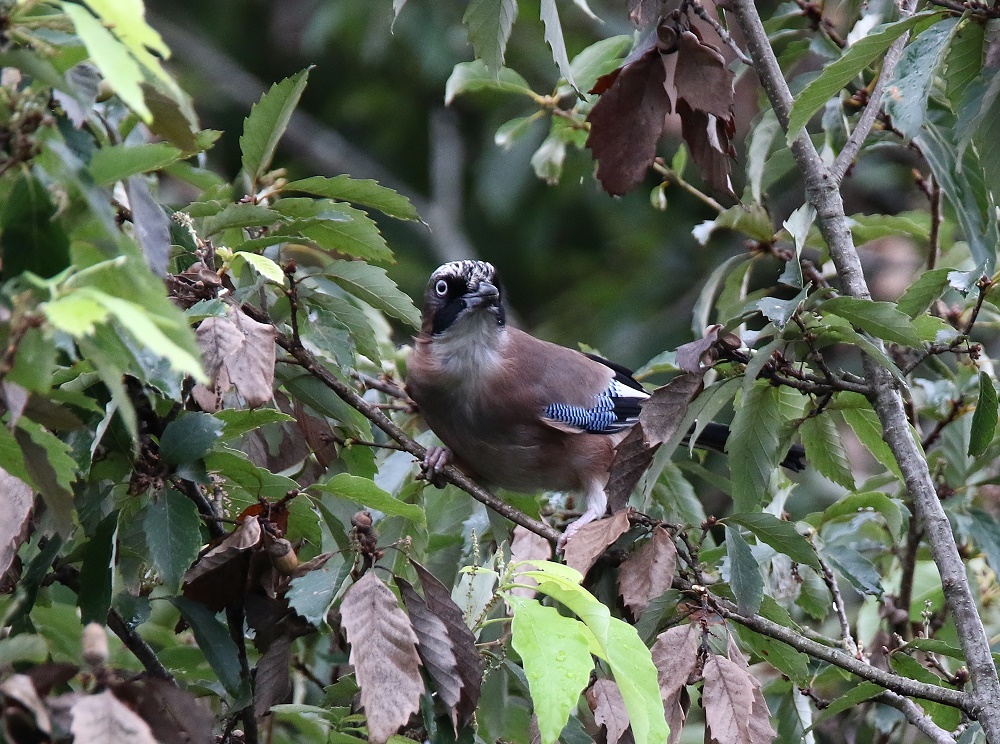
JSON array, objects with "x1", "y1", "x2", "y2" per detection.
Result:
[{"x1": 0, "y1": 1, "x2": 999, "y2": 744}]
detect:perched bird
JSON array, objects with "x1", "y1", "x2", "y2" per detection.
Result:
[{"x1": 405, "y1": 260, "x2": 803, "y2": 547}]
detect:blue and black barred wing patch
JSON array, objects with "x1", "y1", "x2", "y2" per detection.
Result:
[{"x1": 542, "y1": 379, "x2": 648, "y2": 435}]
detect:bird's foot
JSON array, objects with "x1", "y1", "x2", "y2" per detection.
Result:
[{"x1": 420, "y1": 445, "x2": 451, "y2": 488}]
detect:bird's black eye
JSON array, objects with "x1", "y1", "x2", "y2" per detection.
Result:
[{"x1": 434, "y1": 279, "x2": 449, "y2": 296}]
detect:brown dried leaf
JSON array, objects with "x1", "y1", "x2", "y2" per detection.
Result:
[
  {"x1": 606, "y1": 424, "x2": 658, "y2": 513},
  {"x1": 677, "y1": 99, "x2": 736, "y2": 198},
  {"x1": 192, "y1": 307, "x2": 276, "y2": 411},
  {"x1": 183, "y1": 515, "x2": 262, "y2": 585},
  {"x1": 70, "y1": 690, "x2": 158, "y2": 744},
  {"x1": 340, "y1": 571, "x2": 423, "y2": 744},
  {"x1": 586, "y1": 47, "x2": 671, "y2": 196},
  {"x1": 0, "y1": 467, "x2": 33, "y2": 578},
  {"x1": 651, "y1": 624, "x2": 700, "y2": 702},
  {"x1": 181, "y1": 515, "x2": 262, "y2": 612},
  {"x1": 411, "y1": 560, "x2": 483, "y2": 729},
  {"x1": 638, "y1": 374, "x2": 704, "y2": 445},
  {"x1": 254, "y1": 634, "x2": 292, "y2": 717},
  {"x1": 702, "y1": 655, "x2": 757, "y2": 744},
  {"x1": 674, "y1": 31, "x2": 734, "y2": 120},
  {"x1": 1, "y1": 674, "x2": 51, "y2": 734},
  {"x1": 627, "y1": 0, "x2": 661, "y2": 27},
  {"x1": 722, "y1": 637, "x2": 775, "y2": 744},
  {"x1": 675, "y1": 326, "x2": 722, "y2": 374},
  {"x1": 291, "y1": 552, "x2": 333, "y2": 577},
  {"x1": 563, "y1": 509, "x2": 632, "y2": 576},
  {"x1": 618, "y1": 526, "x2": 677, "y2": 616},
  {"x1": 398, "y1": 578, "x2": 462, "y2": 731},
  {"x1": 110, "y1": 676, "x2": 213, "y2": 744},
  {"x1": 3, "y1": 381, "x2": 28, "y2": 426},
  {"x1": 665, "y1": 687, "x2": 689, "y2": 744},
  {"x1": 586, "y1": 678, "x2": 630, "y2": 744},
  {"x1": 509, "y1": 525, "x2": 553, "y2": 599}
]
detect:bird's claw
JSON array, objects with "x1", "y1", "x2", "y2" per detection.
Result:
[{"x1": 420, "y1": 445, "x2": 451, "y2": 488}]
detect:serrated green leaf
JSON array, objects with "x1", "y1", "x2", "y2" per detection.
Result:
[
  {"x1": 896, "y1": 268, "x2": 953, "y2": 317},
  {"x1": 509, "y1": 596, "x2": 593, "y2": 744},
  {"x1": 463, "y1": 0, "x2": 518, "y2": 76},
  {"x1": 733, "y1": 625, "x2": 810, "y2": 683},
  {"x1": 725, "y1": 513, "x2": 819, "y2": 569},
  {"x1": 88, "y1": 142, "x2": 182, "y2": 185},
  {"x1": 945, "y1": 19, "x2": 986, "y2": 110},
  {"x1": 79, "y1": 511, "x2": 119, "y2": 625},
  {"x1": 214, "y1": 409, "x2": 295, "y2": 441},
  {"x1": 850, "y1": 211, "x2": 930, "y2": 245},
  {"x1": 786, "y1": 12, "x2": 942, "y2": 141},
  {"x1": 822, "y1": 543, "x2": 882, "y2": 596},
  {"x1": 970, "y1": 371, "x2": 999, "y2": 457},
  {"x1": 312, "y1": 294, "x2": 381, "y2": 365},
  {"x1": 800, "y1": 412, "x2": 854, "y2": 490},
  {"x1": 200, "y1": 203, "x2": 280, "y2": 235},
  {"x1": 445, "y1": 60, "x2": 534, "y2": 104},
  {"x1": 960, "y1": 508, "x2": 1000, "y2": 575},
  {"x1": 815, "y1": 682, "x2": 882, "y2": 721},
  {"x1": 16, "y1": 419, "x2": 78, "y2": 536},
  {"x1": 297, "y1": 205, "x2": 393, "y2": 264},
  {"x1": 311, "y1": 473, "x2": 425, "y2": 525},
  {"x1": 283, "y1": 175, "x2": 419, "y2": 221},
  {"x1": 240, "y1": 67, "x2": 312, "y2": 183},
  {"x1": 63, "y1": 3, "x2": 150, "y2": 120},
  {"x1": 728, "y1": 381, "x2": 804, "y2": 512},
  {"x1": 889, "y1": 654, "x2": 961, "y2": 730},
  {"x1": 884, "y1": 16, "x2": 960, "y2": 141},
  {"x1": 159, "y1": 412, "x2": 224, "y2": 464},
  {"x1": 205, "y1": 448, "x2": 299, "y2": 501},
  {"x1": 232, "y1": 251, "x2": 286, "y2": 285},
  {"x1": 821, "y1": 296, "x2": 923, "y2": 347},
  {"x1": 281, "y1": 373, "x2": 371, "y2": 437},
  {"x1": 144, "y1": 489, "x2": 203, "y2": 591},
  {"x1": 171, "y1": 596, "x2": 251, "y2": 706},
  {"x1": 1, "y1": 173, "x2": 71, "y2": 281},
  {"x1": 540, "y1": 0, "x2": 576, "y2": 91},
  {"x1": 287, "y1": 554, "x2": 350, "y2": 626},
  {"x1": 569, "y1": 35, "x2": 631, "y2": 94},
  {"x1": 819, "y1": 491, "x2": 906, "y2": 540},
  {"x1": 725, "y1": 525, "x2": 764, "y2": 615},
  {"x1": 832, "y1": 397, "x2": 903, "y2": 479},
  {"x1": 323, "y1": 259, "x2": 420, "y2": 328}
]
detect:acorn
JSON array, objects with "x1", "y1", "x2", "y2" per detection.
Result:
[{"x1": 267, "y1": 537, "x2": 299, "y2": 576}]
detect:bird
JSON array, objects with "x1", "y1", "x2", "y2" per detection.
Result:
[{"x1": 404, "y1": 260, "x2": 804, "y2": 547}]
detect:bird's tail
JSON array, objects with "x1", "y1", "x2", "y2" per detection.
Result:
[{"x1": 686, "y1": 421, "x2": 807, "y2": 472}]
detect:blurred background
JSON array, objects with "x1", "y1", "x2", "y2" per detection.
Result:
[{"x1": 146, "y1": 0, "x2": 925, "y2": 372}]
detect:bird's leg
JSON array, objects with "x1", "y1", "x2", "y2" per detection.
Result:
[
  {"x1": 420, "y1": 445, "x2": 452, "y2": 488},
  {"x1": 557, "y1": 481, "x2": 609, "y2": 552}
]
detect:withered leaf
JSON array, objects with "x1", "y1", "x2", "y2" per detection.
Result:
[
  {"x1": 677, "y1": 99, "x2": 736, "y2": 198},
  {"x1": 509, "y1": 525, "x2": 553, "y2": 599},
  {"x1": 192, "y1": 306, "x2": 276, "y2": 411},
  {"x1": 253, "y1": 634, "x2": 292, "y2": 717},
  {"x1": 1, "y1": 674, "x2": 51, "y2": 734},
  {"x1": 618, "y1": 526, "x2": 677, "y2": 616},
  {"x1": 675, "y1": 325, "x2": 722, "y2": 374},
  {"x1": 70, "y1": 690, "x2": 158, "y2": 744},
  {"x1": 410, "y1": 560, "x2": 483, "y2": 729},
  {"x1": 666, "y1": 687, "x2": 689, "y2": 744},
  {"x1": 651, "y1": 624, "x2": 700, "y2": 702},
  {"x1": 181, "y1": 515, "x2": 262, "y2": 612},
  {"x1": 110, "y1": 676, "x2": 213, "y2": 744},
  {"x1": 724, "y1": 635, "x2": 775, "y2": 744},
  {"x1": 606, "y1": 424, "x2": 658, "y2": 513},
  {"x1": 586, "y1": 678, "x2": 630, "y2": 744},
  {"x1": 340, "y1": 571, "x2": 423, "y2": 744},
  {"x1": 563, "y1": 509, "x2": 632, "y2": 576},
  {"x1": 398, "y1": 578, "x2": 462, "y2": 731},
  {"x1": 702, "y1": 655, "x2": 758, "y2": 744},
  {"x1": 628, "y1": 0, "x2": 662, "y2": 27},
  {"x1": 586, "y1": 47, "x2": 671, "y2": 196},
  {"x1": 0, "y1": 467, "x2": 33, "y2": 578},
  {"x1": 674, "y1": 31, "x2": 734, "y2": 121}
]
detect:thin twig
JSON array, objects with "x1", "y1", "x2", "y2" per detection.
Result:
[
  {"x1": 226, "y1": 605, "x2": 258, "y2": 744},
  {"x1": 107, "y1": 609, "x2": 174, "y2": 682},
  {"x1": 352, "y1": 372, "x2": 410, "y2": 401},
  {"x1": 687, "y1": 0, "x2": 752, "y2": 64},
  {"x1": 893, "y1": 513, "x2": 924, "y2": 639},
  {"x1": 831, "y1": 0, "x2": 918, "y2": 182},
  {"x1": 876, "y1": 691, "x2": 958, "y2": 744},
  {"x1": 173, "y1": 477, "x2": 226, "y2": 539},
  {"x1": 817, "y1": 553, "x2": 861, "y2": 658}
]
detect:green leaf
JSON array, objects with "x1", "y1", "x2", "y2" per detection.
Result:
[
  {"x1": 200, "y1": 203, "x2": 281, "y2": 235},
  {"x1": 232, "y1": 252, "x2": 286, "y2": 285},
  {"x1": 445, "y1": 60, "x2": 534, "y2": 104},
  {"x1": 323, "y1": 259, "x2": 420, "y2": 328},
  {"x1": 944, "y1": 18, "x2": 986, "y2": 110},
  {"x1": 822, "y1": 543, "x2": 882, "y2": 596},
  {"x1": 283, "y1": 175, "x2": 419, "y2": 221},
  {"x1": 508, "y1": 596, "x2": 593, "y2": 744},
  {"x1": 728, "y1": 381, "x2": 804, "y2": 512},
  {"x1": 816, "y1": 682, "x2": 882, "y2": 721},
  {"x1": 297, "y1": 206, "x2": 393, "y2": 264},
  {"x1": 15, "y1": 419, "x2": 78, "y2": 536},
  {"x1": 516, "y1": 562, "x2": 669, "y2": 744},
  {"x1": 144, "y1": 489, "x2": 203, "y2": 591},
  {"x1": 463, "y1": 0, "x2": 518, "y2": 76},
  {"x1": 63, "y1": 2, "x2": 150, "y2": 120},
  {"x1": 88, "y1": 142, "x2": 183, "y2": 185},
  {"x1": 570, "y1": 36, "x2": 631, "y2": 95},
  {"x1": 970, "y1": 371, "x2": 998, "y2": 457},
  {"x1": 820, "y1": 296, "x2": 923, "y2": 347},
  {"x1": 214, "y1": 409, "x2": 295, "y2": 441},
  {"x1": 312, "y1": 294, "x2": 382, "y2": 365},
  {"x1": 725, "y1": 525, "x2": 764, "y2": 615},
  {"x1": 849, "y1": 211, "x2": 930, "y2": 245},
  {"x1": 819, "y1": 491, "x2": 906, "y2": 540},
  {"x1": 281, "y1": 373, "x2": 371, "y2": 437},
  {"x1": 1, "y1": 173, "x2": 71, "y2": 280},
  {"x1": 78, "y1": 511, "x2": 119, "y2": 624},
  {"x1": 884, "y1": 17, "x2": 960, "y2": 140},
  {"x1": 724, "y1": 513, "x2": 820, "y2": 569},
  {"x1": 240, "y1": 67, "x2": 312, "y2": 183},
  {"x1": 311, "y1": 473, "x2": 425, "y2": 525},
  {"x1": 896, "y1": 268, "x2": 953, "y2": 317},
  {"x1": 800, "y1": 412, "x2": 854, "y2": 490},
  {"x1": 287, "y1": 554, "x2": 350, "y2": 626},
  {"x1": 205, "y1": 449, "x2": 299, "y2": 502},
  {"x1": 159, "y1": 412, "x2": 224, "y2": 464},
  {"x1": 733, "y1": 625, "x2": 810, "y2": 684},
  {"x1": 540, "y1": 0, "x2": 576, "y2": 91},
  {"x1": 171, "y1": 597, "x2": 251, "y2": 706},
  {"x1": 889, "y1": 654, "x2": 961, "y2": 730},
  {"x1": 786, "y1": 12, "x2": 942, "y2": 141},
  {"x1": 832, "y1": 394, "x2": 903, "y2": 479}
]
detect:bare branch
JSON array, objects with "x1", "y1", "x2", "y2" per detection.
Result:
[
  {"x1": 876, "y1": 691, "x2": 959, "y2": 744},
  {"x1": 817, "y1": 553, "x2": 861, "y2": 658}
]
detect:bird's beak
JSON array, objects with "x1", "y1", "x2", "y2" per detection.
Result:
[{"x1": 464, "y1": 280, "x2": 500, "y2": 309}]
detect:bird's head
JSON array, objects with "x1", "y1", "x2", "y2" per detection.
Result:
[{"x1": 421, "y1": 260, "x2": 506, "y2": 337}]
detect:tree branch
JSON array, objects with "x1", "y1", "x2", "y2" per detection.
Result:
[
  {"x1": 728, "y1": 2, "x2": 1000, "y2": 738},
  {"x1": 876, "y1": 691, "x2": 959, "y2": 744},
  {"x1": 107, "y1": 609, "x2": 174, "y2": 682}
]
